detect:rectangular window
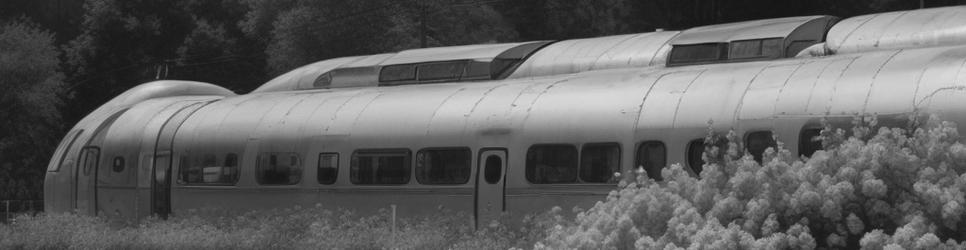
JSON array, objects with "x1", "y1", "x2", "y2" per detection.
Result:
[
  {"x1": 761, "y1": 38, "x2": 783, "y2": 58},
  {"x1": 668, "y1": 43, "x2": 727, "y2": 65},
  {"x1": 579, "y1": 143, "x2": 620, "y2": 183},
  {"x1": 417, "y1": 61, "x2": 466, "y2": 81},
  {"x1": 416, "y1": 148, "x2": 471, "y2": 185},
  {"x1": 318, "y1": 153, "x2": 338, "y2": 184},
  {"x1": 526, "y1": 144, "x2": 578, "y2": 184},
  {"x1": 729, "y1": 39, "x2": 762, "y2": 59},
  {"x1": 463, "y1": 60, "x2": 491, "y2": 80},
  {"x1": 179, "y1": 153, "x2": 240, "y2": 185},
  {"x1": 746, "y1": 131, "x2": 777, "y2": 163},
  {"x1": 256, "y1": 152, "x2": 302, "y2": 185},
  {"x1": 636, "y1": 141, "x2": 667, "y2": 180},
  {"x1": 379, "y1": 64, "x2": 416, "y2": 82},
  {"x1": 351, "y1": 149, "x2": 411, "y2": 185}
]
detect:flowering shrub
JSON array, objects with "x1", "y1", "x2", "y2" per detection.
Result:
[{"x1": 536, "y1": 116, "x2": 966, "y2": 249}]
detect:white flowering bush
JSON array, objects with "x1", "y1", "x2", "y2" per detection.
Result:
[{"x1": 536, "y1": 116, "x2": 966, "y2": 249}]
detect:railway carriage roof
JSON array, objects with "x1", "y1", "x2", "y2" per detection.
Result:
[{"x1": 670, "y1": 16, "x2": 834, "y2": 45}]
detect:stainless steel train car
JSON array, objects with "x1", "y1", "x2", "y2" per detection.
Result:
[{"x1": 43, "y1": 6, "x2": 966, "y2": 225}]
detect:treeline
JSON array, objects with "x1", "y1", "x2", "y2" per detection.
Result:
[{"x1": 0, "y1": 0, "x2": 963, "y2": 200}]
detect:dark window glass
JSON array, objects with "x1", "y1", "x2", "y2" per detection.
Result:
[
  {"x1": 746, "y1": 131, "x2": 777, "y2": 163},
  {"x1": 636, "y1": 141, "x2": 667, "y2": 180},
  {"x1": 526, "y1": 145, "x2": 578, "y2": 184},
  {"x1": 786, "y1": 40, "x2": 816, "y2": 57},
  {"x1": 761, "y1": 38, "x2": 783, "y2": 58},
  {"x1": 490, "y1": 58, "x2": 520, "y2": 79},
  {"x1": 318, "y1": 153, "x2": 339, "y2": 184},
  {"x1": 687, "y1": 139, "x2": 705, "y2": 175},
  {"x1": 464, "y1": 60, "x2": 491, "y2": 80},
  {"x1": 730, "y1": 40, "x2": 762, "y2": 59},
  {"x1": 313, "y1": 72, "x2": 332, "y2": 89},
  {"x1": 415, "y1": 148, "x2": 471, "y2": 185},
  {"x1": 179, "y1": 153, "x2": 239, "y2": 185},
  {"x1": 799, "y1": 128, "x2": 823, "y2": 158},
  {"x1": 256, "y1": 153, "x2": 302, "y2": 185},
  {"x1": 379, "y1": 64, "x2": 416, "y2": 82},
  {"x1": 351, "y1": 150, "x2": 411, "y2": 185},
  {"x1": 112, "y1": 157, "x2": 125, "y2": 173},
  {"x1": 484, "y1": 155, "x2": 502, "y2": 184},
  {"x1": 579, "y1": 143, "x2": 620, "y2": 183},
  {"x1": 417, "y1": 61, "x2": 465, "y2": 81},
  {"x1": 669, "y1": 43, "x2": 727, "y2": 65},
  {"x1": 81, "y1": 147, "x2": 99, "y2": 176}
]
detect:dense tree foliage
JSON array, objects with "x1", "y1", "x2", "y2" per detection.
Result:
[{"x1": 0, "y1": 20, "x2": 66, "y2": 200}]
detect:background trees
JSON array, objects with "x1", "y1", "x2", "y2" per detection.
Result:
[{"x1": 1, "y1": 0, "x2": 966, "y2": 201}]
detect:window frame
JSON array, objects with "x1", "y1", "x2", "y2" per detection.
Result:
[
  {"x1": 317, "y1": 152, "x2": 339, "y2": 185},
  {"x1": 578, "y1": 142, "x2": 622, "y2": 183},
  {"x1": 350, "y1": 148, "x2": 413, "y2": 185},
  {"x1": 378, "y1": 64, "x2": 417, "y2": 83},
  {"x1": 525, "y1": 144, "x2": 579, "y2": 184},
  {"x1": 636, "y1": 140, "x2": 667, "y2": 180},
  {"x1": 415, "y1": 147, "x2": 472, "y2": 185},
  {"x1": 416, "y1": 61, "x2": 467, "y2": 82},
  {"x1": 668, "y1": 43, "x2": 728, "y2": 66}
]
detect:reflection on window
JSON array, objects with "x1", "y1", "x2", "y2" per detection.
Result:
[
  {"x1": 746, "y1": 131, "x2": 777, "y2": 163},
  {"x1": 351, "y1": 149, "x2": 411, "y2": 185},
  {"x1": 729, "y1": 38, "x2": 783, "y2": 59},
  {"x1": 180, "y1": 153, "x2": 240, "y2": 185},
  {"x1": 636, "y1": 141, "x2": 666, "y2": 180},
  {"x1": 379, "y1": 64, "x2": 416, "y2": 82},
  {"x1": 526, "y1": 144, "x2": 578, "y2": 184},
  {"x1": 416, "y1": 148, "x2": 471, "y2": 185},
  {"x1": 256, "y1": 153, "x2": 302, "y2": 185},
  {"x1": 579, "y1": 143, "x2": 620, "y2": 183},
  {"x1": 687, "y1": 139, "x2": 705, "y2": 175},
  {"x1": 318, "y1": 153, "x2": 338, "y2": 184}
]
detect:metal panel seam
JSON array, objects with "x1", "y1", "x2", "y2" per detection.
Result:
[
  {"x1": 425, "y1": 87, "x2": 468, "y2": 136},
  {"x1": 731, "y1": 66, "x2": 771, "y2": 122},
  {"x1": 670, "y1": 70, "x2": 707, "y2": 128},
  {"x1": 631, "y1": 72, "x2": 673, "y2": 130},
  {"x1": 832, "y1": 13, "x2": 880, "y2": 52},
  {"x1": 824, "y1": 57, "x2": 860, "y2": 114},
  {"x1": 771, "y1": 62, "x2": 808, "y2": 116},
  {"x1": 861, "y1": 50, "x2": 903, "y2": 113},
  {"x1": 802, "y1": 60, "x2": 838, "y2": 113}
]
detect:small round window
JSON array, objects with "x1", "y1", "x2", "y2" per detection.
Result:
[{"x1": 484, "y1": 155, "x2": 502, "y2": 184}]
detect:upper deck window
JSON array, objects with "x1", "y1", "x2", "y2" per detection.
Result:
[
  {"x1": 379, "y1": 64, "x2": 416, "y2": 82},
  {"x1": 417, "y1": 61, "x2": 466, "y2": 81},
  {"x1": 668, "y1": 43, "x2": 728, "y2": 65},
  {"x1": 730, "y1": 38, "x2": 783, "y2": 59}
]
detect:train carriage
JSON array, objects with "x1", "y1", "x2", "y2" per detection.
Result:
[{"x1": 43, "y1": 6, "x2": 966, "y2": 225}]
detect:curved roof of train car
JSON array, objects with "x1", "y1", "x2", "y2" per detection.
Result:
[
  {"x1": 174, "y1": 43, "x2": 966, "y2": 153},
  {"x1": 670, "y1": 15, "x2": 832, "y2": 44},
  {"x1": 827, "y1": 6, "x2": 966, "y2": 54},
  {"x1": 506, "y1": 31, "x2": 678, "y2": 79},
  {"x1": 252, "y1": 54, "x2": 395, "y2": 93}
]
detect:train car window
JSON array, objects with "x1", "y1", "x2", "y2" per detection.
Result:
[
  {"x1": 351, "y1": 149, "x2": 411, "y2": 185},
  {"x1": 729, "y1": 40, "x2": 762, "y2": 59},
  {"x1": 256, "y1": 153, "x2": 302, "y2": 185},
  {"x1": 579, "y1": 143, "x2": 620, "y2": 183},
  {"x1": 799, "y1": 128, "x2": 823, "y2": 158},
  {"x1": 526, "y1": 144, "x2": 578, "y2": 184},
  {"x1": 786, "y1": 40, "x2": 816, "y2": 57},
  {"x1": 668, "y1": 43, "x2": 727, "y2": 65},
  {"x1": 761, "y1": 38, "x2": 783, "y2": 58},
  {"x1": 112, "y1": 157, "x2": 125, "y2": 173},
  {"x1": 746, "y1": 131, "x2": 777, "y2": 163},
  {"x1": 484, "y1": 155, "x2": 502, "y2": 184},
  {"x1": 179, "y1": 153, "x2": 239, "y2": 185},
  {"x1": 463, "y1": 60, "x2": 491, "y2": 80},
  {"x1": 318, "y1": 153, "x2": 339, "y2": 185},
  {"x1": 415, "y1": 148, "x2": 471, "y2": 185},
  {"x1": 313, "y1": 72, "x2": 332, "y2": 89},
  {"x1": 417, "y1": 61, "x2": 466, "y2": 81},
  {"x1": 636, "y1": 141, "x2": 667, "y2": 180},
  {"x1": 687, "y1": 139, "x2": 705, "y2": 175},
  {"x1": 379, "y1": 64, "x2": 416, "y2": 82}
]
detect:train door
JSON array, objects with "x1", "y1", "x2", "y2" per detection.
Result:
[
  {"x1": 152, "y1": 102, "x2": 206, "y2": 219},
  {"x1": 74, "y1": 146, "x2": 100, "y2": 215},
  {"x1": 475, "y1": 148, "x2": 507, "y2": 227}
]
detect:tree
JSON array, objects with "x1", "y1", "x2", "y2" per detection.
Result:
[{"x1": 0, "y1": 20, "x2": 67, "y2": 200}]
